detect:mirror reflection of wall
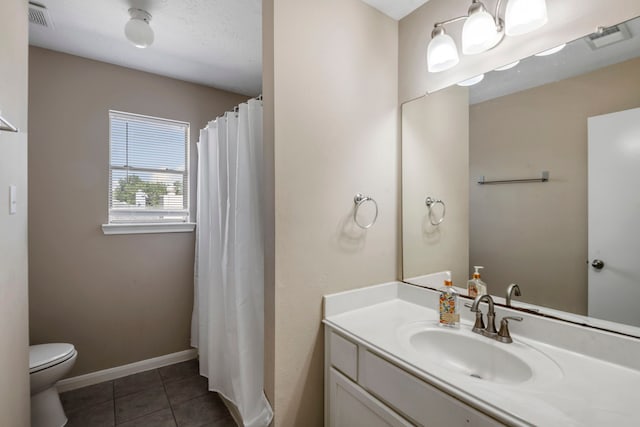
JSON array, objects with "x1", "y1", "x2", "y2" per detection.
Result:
[
  {"x1": 470, "y1": 49, "x2": 640, "y2": 316},
  {"x1": 402, "y1": 15, "x2": 640, "y2": 333}
]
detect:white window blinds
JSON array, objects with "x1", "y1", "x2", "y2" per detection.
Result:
[{"x1": 109, "y1": 111, "x2": 190, "y2": 223}]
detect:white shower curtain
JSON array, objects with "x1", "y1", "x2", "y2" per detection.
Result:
[{"x1": 192, "y1": 98, "x2": 272, "y2": 427}]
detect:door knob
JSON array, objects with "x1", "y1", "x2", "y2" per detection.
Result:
[{"x1": 591, "y1": 259, "x2": 605, "y2": 270}]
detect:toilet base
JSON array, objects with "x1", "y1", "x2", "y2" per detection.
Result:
[{"x1": 31, "y1": 386, "x2": 68, "y2": 427}]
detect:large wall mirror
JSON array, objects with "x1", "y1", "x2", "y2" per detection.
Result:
[{"x1": 402, "y1": 15, "x2": 640, "y2": 336}]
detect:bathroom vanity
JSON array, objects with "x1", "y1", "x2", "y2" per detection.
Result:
[{"x1": 323, "y1": 281, "x2": 640, "y2": 426}]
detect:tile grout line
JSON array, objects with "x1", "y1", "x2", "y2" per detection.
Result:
[
  {"x1": 114, "y1": 370, "x2": 170, "y2": 426},
  {"x1": 159, "y1": 369, "x2": 180, "y2": 427},
  {"x1": 112, "y1": 380, "x2": 116, "y2": 426}
]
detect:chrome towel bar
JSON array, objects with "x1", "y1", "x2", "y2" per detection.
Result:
[{"x1": 477, "y1": 171, "x2": 549, "y2": 185}]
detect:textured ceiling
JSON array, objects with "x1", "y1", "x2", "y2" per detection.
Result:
[
  {"x1": 29, "y1": 0, "x2": 262, "y2": 96},
  {"x1": 360, "y1": 0, "x2": 430, "y2": 20}
]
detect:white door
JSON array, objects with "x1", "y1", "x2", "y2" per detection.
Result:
[{"x1": 588, "y1": 107, "x2": 640, "y2": 327}]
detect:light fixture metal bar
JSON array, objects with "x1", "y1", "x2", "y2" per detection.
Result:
[
  {"x1": 434, "y1": 15, "x2": 468, "y2": 28},
  {"x1": 0, "y1": 113, "x2": 18, "y2": 133}
]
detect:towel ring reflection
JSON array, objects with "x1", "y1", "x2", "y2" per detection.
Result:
[
  {"x1": 353, "y1": 193, "x2": 378, "y2": 229},
  {"x1": 425, "y1": 196, "x2": 446, "y2": 226}
]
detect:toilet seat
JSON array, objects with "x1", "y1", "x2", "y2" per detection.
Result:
[{"x1": 29, "y1": 343, "x2": 76, "y2": 374}]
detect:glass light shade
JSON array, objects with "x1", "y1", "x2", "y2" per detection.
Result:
[
  {"x1": 534, "y1": 43, "x2": 566, "y2": 56},
  {"x1": 462, "y1": 8, "x2": 500, "y2": 55},
  {"x1": 427, "y1": 32, "x2": 459, "y2": 72},
  {"x1": 456, "y1": 74, "x2": 485, "y2": 87},
  {"x1": 125, "y1": 18, "x2": 154, "y2": 48},
  {"x1": 505, "y1": 0, "x2": 548, "y2": 36},
  {"x1": 495, "y1": 60, "x2": 520, "y2": 71}
]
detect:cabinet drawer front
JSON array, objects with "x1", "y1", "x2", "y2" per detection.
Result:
[
  {"x1": 359, "y1": 351, "x2": 503, "y2": 427},
  {"x1": 329, "y1": 331, "x2": 358, "y2": 381}
]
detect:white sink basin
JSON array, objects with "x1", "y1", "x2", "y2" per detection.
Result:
[{"x1": 398, "y1": 322, "x2": 563, "y2": 385}]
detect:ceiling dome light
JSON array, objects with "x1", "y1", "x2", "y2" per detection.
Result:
[
  {"x1": 494, "y1": 60, "x2": 520, "y2": 71},
  {"x1": 462, "y1": 1, "x2": 502, "y2": 55},
  {"x1": 505, "y1": 0, "x2": 548, "y2": 36},
  {"x1": 125, "y1": 8, "x2": 154, "y2": 48},
  {"x1": 427, "y1": 26, "x2": 460, "y2": 73},
  {"x1": 457, "y1": 74, "x2": 485, "y2": 87},
  {"x1": 534, "y1": 43, "x2": 566, "y2": 56}
]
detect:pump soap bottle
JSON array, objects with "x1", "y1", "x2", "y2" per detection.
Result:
[
  {"x1": 439, "y1": 280, "x2": 459, "y2": 328},
  {"x1": 467, "y1": 266, "x2": 487, "y2": 298}
]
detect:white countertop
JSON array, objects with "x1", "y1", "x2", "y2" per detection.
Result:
[{"x1": 323, "y1": 281, "x2": 640, "y2": 427}]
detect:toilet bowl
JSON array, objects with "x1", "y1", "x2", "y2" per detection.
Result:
[{"x1": 30, "y1": 343, "x2": 77, "y2": 427}]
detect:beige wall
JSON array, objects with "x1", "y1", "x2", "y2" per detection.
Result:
[
  {"x1": 0, "y1": 0, "x2": 30, "y2": 425},
  {"x1": 267, "y1": 0, "x2": 398, "y2": 424},
  {"x1": 402, "y1": 86, "x2": 469, "y2": 285},
  {"x1": 28, "y1": 47, "x2": 247, "y2": 376},
  {"x1": 469, "y1": 58, "x2": 640, "y2": 314},
  {"x1": 399, "y1": 0, "x2": 640, "y2": 103}
]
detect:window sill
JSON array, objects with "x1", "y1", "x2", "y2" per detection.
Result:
[{"x1": 101, "y1": 222, "x2": 196, "y2": 235}]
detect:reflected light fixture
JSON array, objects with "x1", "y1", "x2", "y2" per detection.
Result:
[
  {"x1": 494, "y1": 60, "x2": 520, "y2": 71},
  {"x1": 534, "y1": 43, "x2": 566, "y2": 56},
  {"x1": 125, "y1": 8, "x2": 154, "y2": 48},
  {"x1": 456, "y1": 74, "x2": 485, "y2": 87},
  {"x1": 426, "y1": 0, "x2": 548, "y2": 73}
]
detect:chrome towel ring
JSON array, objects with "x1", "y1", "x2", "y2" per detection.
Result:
[
  {"x1": 353, "y1": 193, "x2": 378, "y2": 229},
  {"x1": 425, "y1": 196, "x2": 446, "y2": 226}
]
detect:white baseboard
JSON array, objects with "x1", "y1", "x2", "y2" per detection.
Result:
[{"x1": 56, "y1": 349, "x2": 198, "y2": 393}]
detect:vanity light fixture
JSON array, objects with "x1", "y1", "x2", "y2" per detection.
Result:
[
  {"x1": 461, "y1": 1, "x2": 503, "y2": 55},
  {"x1": 427, "y1": 26, "x2": 460, "y2": 72},
  {"x1": 124, "y1": 8, "x2": 154, "y2": 48},
  {"x1": 505, "y1": 0, "x2": 548, "y2": 36},
  {"x1": 534, "y1": 43, "x2": 566, "y2": 56},
  {"x1": 457, "y1": 74, "x2": 485, "y2": 87},
  {"x1": 426, "y1": 0, "x2": 548, "y2": 73}
]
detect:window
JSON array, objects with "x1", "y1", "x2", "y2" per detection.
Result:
[{"x1": 107, "y1": 111, "x2": 190, "y2": 227}]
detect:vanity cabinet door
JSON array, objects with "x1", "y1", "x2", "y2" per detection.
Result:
[{"x1": 329, "y1": 367, "x2": 414, "y2": 427}]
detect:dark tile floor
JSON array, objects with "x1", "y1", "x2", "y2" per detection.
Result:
[{"x1": 60, "y1": 359, "x2": 236, "y2": 427}]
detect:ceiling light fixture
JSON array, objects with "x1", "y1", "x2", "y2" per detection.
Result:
[
  {"x1": 125, "y1": 8, "x2": 154, "y2": 48},
  {"x1": 426, "y1": 0, "x2": 548, "y2": 73}
]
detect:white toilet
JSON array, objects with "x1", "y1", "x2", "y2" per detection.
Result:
[{"x1": 30, "y1": 343, "x2": 78, "y2": 427}]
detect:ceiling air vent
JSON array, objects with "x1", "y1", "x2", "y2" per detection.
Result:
[
  {"x1": 28, "y1": 2, "x2": 54, "y2": 29},
  {"x1": 585, "y1": 23, "x2": 631, "y2": 50}
]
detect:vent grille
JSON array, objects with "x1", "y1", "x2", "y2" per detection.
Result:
[
  {"x1": 28, "y1": 2, "x2": 53, "y2": 28},
  {"x1": 586, "y1": 23, "x2": 631, "y2": 50}
]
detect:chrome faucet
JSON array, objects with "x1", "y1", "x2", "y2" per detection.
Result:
[
  {"x1": 506, "y1": 283, "x2": 521, "y2": 307},
  {"x1": 469, "y1": 294, "x2": 498, "y2": 338}
]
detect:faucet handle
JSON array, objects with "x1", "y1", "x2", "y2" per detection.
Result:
[
  {"x1": 464, "y1": 303, "x2": 486, "y2": 334},
  {"x1": 497, "y1": 316, "x2": 523, "y2": 343}
]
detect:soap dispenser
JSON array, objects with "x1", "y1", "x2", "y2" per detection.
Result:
[
  {"x1": 467, "y1": 266, "x2": 487, "y2": 298},
  {"x1": 438, "y1": 280, "x2": 459, "y2": 328}
]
